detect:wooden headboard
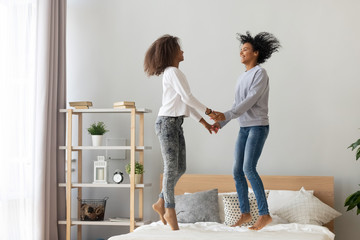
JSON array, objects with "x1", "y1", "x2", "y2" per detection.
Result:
[{"x1": 160, "y1": 174, "x2": 335, "y2": 232}]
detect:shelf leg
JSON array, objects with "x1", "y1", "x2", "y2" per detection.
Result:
[
  {"x1": 66, "y1": 109, "x2": 73, "y2": 240},
  {"x1": 139, "y1": 113, "x2": 144, "y2": 220},
  {"x1": 130, "y1": 109, "x2": 136, "y2": 232},
  {"x1": 77, "y1": 113, "x2": 83, "y2": 240}
]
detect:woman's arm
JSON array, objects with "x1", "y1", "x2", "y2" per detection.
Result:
[
  {"x1": 168, "y1": 68, "x2": 208, "y2": 113},
  {"x1": 188, "y1": 106, "x2": 215, "y2": 134},
  {"x1": 224, "y1": 70, "x2": 268, "y2": 120},
  {"x1": 212, "y1": 100, "x2": 236, "y2": 128}
]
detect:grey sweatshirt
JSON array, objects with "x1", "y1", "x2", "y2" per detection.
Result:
[{"x1": 220, "y1": 65, "x2": 269, "y2": 128}]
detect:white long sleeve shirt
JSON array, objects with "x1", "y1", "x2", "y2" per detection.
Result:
[
  {"x1": 220, "y1": 65, "x2": 269, "y2": 128},
  {"x1": 158, "y1": 67, "x2": 206, "y2": 122}
]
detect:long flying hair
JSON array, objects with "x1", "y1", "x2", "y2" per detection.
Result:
[
  {"x1": 237, "y1": 31, "x2": 281, "y2": 64},
  {"x1": 144, "y1": 34, "x2": 180, "y2": 76}
]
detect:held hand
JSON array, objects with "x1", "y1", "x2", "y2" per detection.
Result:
[
  {"x1": 211, "y1": 111, "x2": 226, "y2": 122},
  {"x1": 208, "y1": 111, "x2": 217, "y2": 119},
  {"x1": 204, "y1": 122, "x2": 214, "y2": 134},
  {"x1": 211, "y1": 122, "x2": 220, "y2": 133},
  {"x1": 199, "y1": 118, "x2": 216, "y2": 134}
]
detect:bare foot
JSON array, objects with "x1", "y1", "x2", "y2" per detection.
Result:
[
  {"x1": 231, "y1": 213, "x2": 252, "y2": 227},
  {"x1": 152, "y1": 198, "x2": 167, "y2": 225},
  {"x1": 248, "y1": 214, "x2": 272, "y2": 230},
  {"x1": 164, "y1": 208, "x2": 179, "y2": 230}
]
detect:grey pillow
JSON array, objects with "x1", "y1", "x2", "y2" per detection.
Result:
[{"x1": 175, "y1": 188, "x2": 221, "y2": 223}]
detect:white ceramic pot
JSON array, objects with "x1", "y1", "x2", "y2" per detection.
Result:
[
  {"x1": 135, "y1": 174, "x2": 142, "y2": 184},
  {"x1": 91, "y1": 135, "x2": 103, "y2": 146}
]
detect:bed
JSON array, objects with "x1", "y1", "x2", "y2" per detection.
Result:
[{"x1": 108, "y1": 174, "x2": 341, "y2": 240}]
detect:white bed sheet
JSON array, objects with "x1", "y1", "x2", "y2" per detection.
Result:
[{"x1": 108, "y1": 221, "x2": 334, "y2": 240}]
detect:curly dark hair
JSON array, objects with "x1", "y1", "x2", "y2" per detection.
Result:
[
  {"x1": 236, "y1": 31, "x2": 281, "y2": 64},
  {"x1": 144, "y1": 34, "x2": 180, "y2": 76}
]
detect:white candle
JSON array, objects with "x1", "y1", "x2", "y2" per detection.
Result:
[{"x1": 97, "y1": 168, "x2": 104, "y2": 180}]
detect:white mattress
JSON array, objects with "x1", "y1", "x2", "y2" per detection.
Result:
[{"x1": 108, "y1": 221, "x2": 335, "y2": 240}]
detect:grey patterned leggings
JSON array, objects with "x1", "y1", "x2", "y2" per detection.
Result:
[{"x1": 155, "y1": 116, "x2": 186, "y2": 208}]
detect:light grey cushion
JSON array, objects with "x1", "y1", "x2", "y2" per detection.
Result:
[
  {"x1": 175, "y1": 188, "x2": 221, "y2": 223},
  {"x1": 268, "y1": 188, "x2": 314, "y2": 214},
  {"x1": 274, "y1": 187, "x2": 342, "y2": 225}
]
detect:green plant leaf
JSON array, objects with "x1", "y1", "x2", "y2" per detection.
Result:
[
  {"x1": 345, "y1": 191, "x2": 360, "y2": 211},
  {"x1": 348, "y1": 139, "x2": 360, "y2": 151},
  {"x1": 351, "y1": 192, "x2": 360, "y2": 205},
  {"x1": 125, "y1": 161, "x2": 144, "y2": 174},
  {"x1": 356, "y1": 195, "x2": 360, "y2": 204},
  {"x1": 347, "y1": 202, "x2": 357, "y2": 211},
  {"x1": 357, "y1": 147, "x2": 360, "y2": 160},
  {"x1": 345, "y1": 192, "x2": 357, "y2": 206},
  {"x1": 345, "y1": 191, "x2": 359, "y2": 205},
  {"x1": 87, "y1": 121, "x2": 109, "y2": 135}
]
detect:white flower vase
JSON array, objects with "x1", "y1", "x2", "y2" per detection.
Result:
[
  {"x1": 92, "y1": 135, "x2": 103, "y2": 146},
  {"x1": 135, "y1": 174, "x2": 142, "y2": 184}
]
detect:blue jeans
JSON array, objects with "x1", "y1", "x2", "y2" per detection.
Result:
[
  {"x1": 233, "y1": 125, "x2": 269, "y2": 216},
  {"x1": 155, "y1": 116, "x2": 186, "y2": 208}
]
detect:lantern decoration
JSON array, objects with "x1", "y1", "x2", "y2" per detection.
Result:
[{"x1": 93, "y1": 156, "x2": 108, "y2": 184}]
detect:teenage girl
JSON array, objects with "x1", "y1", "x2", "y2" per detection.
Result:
[
  {"x1": 144, "y1": 34, "x2": 216, "y2": 230},
  {"x1": 212, "y1": 31, "x2": 280, "y2": 230}
]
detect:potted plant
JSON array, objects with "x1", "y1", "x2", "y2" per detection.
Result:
[
  {"x1": 344, "y1": 135, "x2": 360, "y2": 215},
  {"x1": 125, "y1": 161, "x2": 144, "y2": 184},
  {"x1": 87, "y1": 121, "x2": 109, "y2": 146}
]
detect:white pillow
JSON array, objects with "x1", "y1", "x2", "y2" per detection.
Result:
[
  {"x1": 222, "y1": 191, "x2": 269, "y2": 226},
  {"x1": 269, "y1": 214, "x2": 289, "y2": 225},
  {"x1": 267, "y1": 189, "x2": 314, "y2": 214},
  {"x1": 274, "y1": 187, "x2": 342, "y2": 225}
]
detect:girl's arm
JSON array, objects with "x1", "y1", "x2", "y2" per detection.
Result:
[
  {"x1": 213, "y1": 69, "x2": 268, "y2": 124},
  {"x1": 168, "y1": 68, "x2": 207, "y2": 113}
]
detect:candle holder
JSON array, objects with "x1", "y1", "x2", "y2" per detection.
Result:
[{"x1": 93, "y1": 156, "x2": 108, "y2": 184}]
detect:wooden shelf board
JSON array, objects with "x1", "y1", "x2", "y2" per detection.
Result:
[
  {"x1": 58, "y1": 219, "x2": 150, "y2": 226},
  {"x1": 58, "y1": 183, "x2": 152, "y2": 188},
  {"x1": 59, "y1": 146, "x2": 152, "y2": 151},
  {"x1": 59, "y1": 108, "x2": 152, "y2": 113}
]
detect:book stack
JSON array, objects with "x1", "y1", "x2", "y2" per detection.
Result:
[
  {"x1": 69, "y1": 101, "x2": 93, "y2": 109},
  {"x1": 113, "y1": 101, "x2": 136, "y2": 109}
]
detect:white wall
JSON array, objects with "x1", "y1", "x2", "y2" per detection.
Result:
[{"x1": 67, "y1": 0, "x2": 360, "y2": 239}]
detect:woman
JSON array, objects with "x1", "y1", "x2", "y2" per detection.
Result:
[
  {"x1": 212, "y1": 31, "x2": 280, "y2": 230},
  {"x1": 144, "y1": 34, "x2": 216, "y2": 230}
]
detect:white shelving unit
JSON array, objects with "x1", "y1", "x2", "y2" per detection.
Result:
[{"x1": 58, "y1": 108, "x2": 152, "y2": 240}]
